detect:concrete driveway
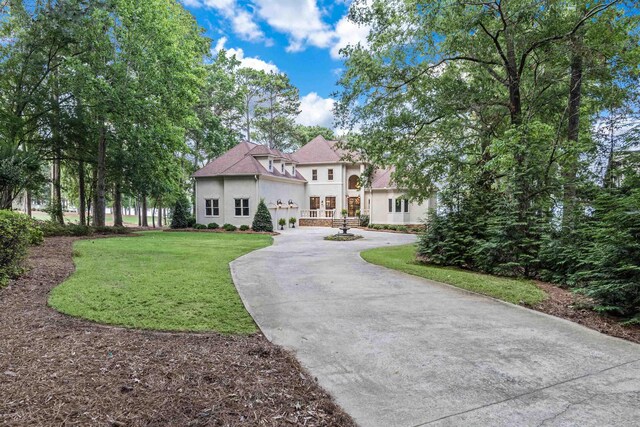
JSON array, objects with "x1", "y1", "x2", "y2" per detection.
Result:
[{"x1": 230, "y1": 227, "x2": 640, "y2": 427}]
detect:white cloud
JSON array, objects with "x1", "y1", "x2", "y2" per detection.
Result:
[
  {"x1": 330, "y1": 13, "x2": 370, "y2": 59},
  {"x1": 182, "y1": 0, "x2": 265, "y2": 42},
  {"x1": 213, "y1": 37, "x2": 278, "y2": 73},
  {"x1": 297, "y1": 92, "x2": 335, "y2": 129},
  {"x1": 253, "y1": 0, "x2": 334, "y2": 52}
]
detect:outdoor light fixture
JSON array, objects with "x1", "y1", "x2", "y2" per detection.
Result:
[
  {"x1": 276, "y1": 199, "x2": 282, "y2": 208},
  {"x1": 288, "y1": 199, "x2": 294, "y2": 207}
]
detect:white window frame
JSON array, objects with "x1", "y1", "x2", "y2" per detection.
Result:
[
  {"x1": 234, "y1": 198, "x2": 250, "y2": 217},
  {"x1": 268, "y1": 160, "x2": 273, "y2": 172},
  {"x1": 205, "y1": 198, "x2": 220, "y2": 217},
  {"x1": 312, "y1": 169, "x2": 318, "y2": 181},
  {"x1": 328, "y1": 168, "x2": 334, "y2": 181}
]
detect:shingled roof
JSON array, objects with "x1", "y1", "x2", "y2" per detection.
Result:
[
  {"x1": 193, "y1": 141, "x2": 306, "y2": 181},
  {"x1": 291, "y1": 135, "x2": 346, "y2": 164}
]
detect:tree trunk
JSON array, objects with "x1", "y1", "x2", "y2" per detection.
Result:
[
  {"x1": 141, "y1": 195, "x2": 148, "y2": 227},
  {"x1": 26, "y1": 190, "x2": 32, "y2": 216},
  {"x1": 91, "y1": 163, "x2": 98, "y2": 226},
  {"x1": 562, "y1": 36, "x2": 584, "y2": 229},
  {"x1": 94, "y1": 124, "x2": 107, "y2": 227},
  {"x1": 51, "y1": 155, "x2": 64, "y2": 225},
  {"x1": 113, "y1": 183, "x2": 123, "y2": 227},
  {"x1": 152, "y1": 201, "x2": 156, "y2": 228},
  {"x1": 78, "y1": 161, "x2": 86, "y2": 226},
  {"x1": 158, "y1": 200, "x2": 163, "y2": 228}
]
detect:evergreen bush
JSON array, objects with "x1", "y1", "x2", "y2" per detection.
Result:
[
  {"x1": 223, "y1": 223, "x2": 237, "y2": 232},
  {"x1": 239, "y1": 225, "x2": 250, "y2": 231},
  {"x1": 0, "y1": 210, "x2": 43, "y2": 286},
  {"x1": 207, "y1": 222, "x2": 219, "y2": 229},
  {"x1": 252, "y1": 199, "x2": 273, "y2": 232},
  {"x1": 170, "y1": 194, "x2": 192, "y2": 229}
]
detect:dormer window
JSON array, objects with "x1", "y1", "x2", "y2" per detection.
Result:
[
  {"x1": 268, "y1": 159, "x2": 273, "y2": 171},
  {"x1": 292, "y1": 165, "x2": 296, "y2": 175},
  {"x1": 281, "y1": 163, "x2": 285, "y2": 173}
]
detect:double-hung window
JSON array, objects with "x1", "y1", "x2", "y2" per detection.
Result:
[
  {"x1": 404, "y1": 199, "x2": 409, "y2": 213},
  {"x1": 388, "y1": 198, "x2": 393, "y2": 213},
  {"x1": 312, "y1": 169, "x2": 318, "y2": 181},
  {"x1": 205, "y1": 199, "x2": 219, "y2": 216},
  {"x1": 328, "y1": 169, "x2": 334, "y2": 181},
  {"x1": 235, "y1": 198, "x2": 249, "y2": 216},
  {"x1": 395, "y1": 198, "x2": 402, "y2": 213}
]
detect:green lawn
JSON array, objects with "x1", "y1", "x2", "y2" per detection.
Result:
[
  {"x1": 361, "y1": 244, "x2": 547, "y2": 306},
  {"x1": 49, "y1": 232, "x2": 272, "y2": 333}
]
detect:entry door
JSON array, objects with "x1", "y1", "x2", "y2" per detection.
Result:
[
  {"x1": 310, "y1": 197, "x2": 320, "y2": 217},
  {"x1": 348, "y1": 197, "x2": 360, "y2": 217}
]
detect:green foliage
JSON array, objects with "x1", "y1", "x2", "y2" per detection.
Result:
[
  {"x1": 193, "y1": 223, "x2": 207, "y2": 230},
  {"x1": 239, "y1": 225, "x2": 250, "y2": 231},
  {"x1": 170, "y1": 194, "x2": 193, "y2": 229},
  {"x1": 48, "y1": 232, "x2": 272, "y2": 333},
  {"x1": 359, "y1": 215, "x2": 370, "y2": 227},
  {"x1": 251, "y1": 199, "x2": 273, "y2": 232},
  {"x1": 292, "y1": 125, "x2": 336, "y2": 149},
  {"x1": 0, "y1": 210, "x2": 42, "y2": 286},
  {"x1": 207, "y1": 222, "x2": 219, "y2": 229},
  {"x1": 324, "y1": 234, "x2": 364, "y2": 241},
  {"x1": 223, "y1": 223, "x2": 237, "y2": 232},
  {"x1": 278, "y1": 218, "x2": 286, "y2": 229},
  {"x1": 38, "y1": 221, "x2": 128, "y2": 237},
  {"x1": 289, "y1": 217, "x2": 296, "y2": 225}
]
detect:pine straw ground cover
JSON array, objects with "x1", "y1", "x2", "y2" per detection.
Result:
[{"x1": 0, "y1": 237, "x2": 355, "y2": 426}]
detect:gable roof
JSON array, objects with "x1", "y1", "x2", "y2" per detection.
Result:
[
  {"x1": 193, "y1": 141, "x2": 306, "y2": 181},
  {"x1": 371, "y1": 167, "x2": 395, "y2": 189},
  {"x1": 292, "y1": 135, "x2": 345, "y2": 164}
]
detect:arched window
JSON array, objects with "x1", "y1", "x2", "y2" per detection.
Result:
[{"x1": 348, "y1": 175, "x2": 360, "y2": 190}]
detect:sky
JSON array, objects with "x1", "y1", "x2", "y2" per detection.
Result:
[{"x1": 180, "y1": 0, "x2": 369, "y2": 131}]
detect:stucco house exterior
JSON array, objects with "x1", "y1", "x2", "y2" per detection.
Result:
[{"x1": 193, "y1": 135, "x2": 436, "y2": 228}]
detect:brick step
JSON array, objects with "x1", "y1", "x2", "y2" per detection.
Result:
[{"x1": 332, "y1": 218, "x2": 360, "y2": 228}]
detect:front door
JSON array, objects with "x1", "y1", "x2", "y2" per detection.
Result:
[
  {"x1": 348, "y1": 197, "x2": 360, "y2": 217},
  {"x1": 310, "y1": 197, "x2": 320, "y2": 217}
]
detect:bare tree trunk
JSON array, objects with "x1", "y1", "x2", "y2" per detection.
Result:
[
  {"x1": 158, "y1": 200, "x2": 163, "y2": 228},
  {"x1": 26, "y1": 190, "x2": 32, "y2": 217},
  {"x1": 141, "y1": 195, "x2": 148, "y2": 227},
  {"x1": 51, "y1": 155, "x2": 64, "y2": 224},
  {"x1": 113, "y1": 183, "x2": 123, "y2": 227},
  {"x1": 91, "y1": 164, "x2": 98, "y2": 226},
  {"x1": 562, "y1": 36, "x2": 584, "y2": 229},
  {"x1": 152, "y1": 201, "x2": 156, "y2": 228},
  {"x1": 78, "y1": 161, "x2": 86, "y2": 226},
  {"x1": 94, "y1": 124, "x2": 107, "y2": 227}
]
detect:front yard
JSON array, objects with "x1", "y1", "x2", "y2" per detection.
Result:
[
  {"x1": 362, "y1": 244, "x2": 547, "y2": 306},
  {"x1": 49, "y1": 231, "x2": 272, "y2": 333}
]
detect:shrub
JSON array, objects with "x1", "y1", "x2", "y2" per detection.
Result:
[
  {"x1": 278, "y1": 218, "x2": 286, "y2": 230},
  {"x1": 289, "y1": 217, "x2": 296, "y2": 227},
  {"x1": 359, "y1": 215, "x2": 370, "y2": 227},
  {"x1": 252, "y1": 199, "x2": 273, "y2": 232},
  {"x1": 340, "y1": 209, "x2": 348, "y2": 217},
  {"x1": 223, "y1": 223, "x2": 237, "y2": 232},
  {"x1": 66, "y1": 224, "x2": 94, "y2": 236},
  {"x1": 239, "y1": 225, "x2": 250, "y2": 231},
  {"x1": 94, "y1": 226, "x2": 129, "y2": 235},
  {"x1": 371, "y1": 224, "x2": 383, "y2": 230},
  {"x1": 381, "y1": 224, "x2": 390, "y2": 230},
  {"x1": 387, "y1": 225, "x2": 397, "y2": 231},
  {"x1": 193, "y1": 223, "x2": 207, "y2": 230},
  {"x1": 170, "y1": 194, "x2": 192, "y2": 229},
  {"x1": 396, "y1": 225, "x2": 408, "y2": 232},
  {"x1": 207, "y1": 222, "x2": 219, "y2": 229},
  {"x1": 0, "y1": 210, "x2": 42, "y2": 286}
]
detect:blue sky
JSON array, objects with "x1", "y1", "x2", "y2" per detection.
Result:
[{"x1": 180, "y1": 0, "x2": 369, "y2": 131}]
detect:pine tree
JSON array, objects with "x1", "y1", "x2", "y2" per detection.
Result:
[
  {"x1": 252, "y1": 199, "x2": 273, "y2": 232},
  {"x1": 170, "y1": 194, "x2": 192, "y2": 229}
]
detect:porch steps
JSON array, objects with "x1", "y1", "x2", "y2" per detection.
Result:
[{"x1": 332, "y1": 218, "x2": 360, "y2": 228}]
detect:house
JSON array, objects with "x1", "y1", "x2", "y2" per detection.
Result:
[{"x1": 193, "y1": 135, "x2": 436, "y2": 228}]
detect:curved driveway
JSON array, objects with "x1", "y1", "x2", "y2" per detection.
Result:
[{"x1": 231, "y1": 227, "x2": 640, "y2": 427}]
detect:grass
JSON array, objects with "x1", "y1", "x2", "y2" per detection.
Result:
[
  {"x1": 49, "y1": 231, "x2": 272, "y2": 333},
  {"x1": 31, "y1": 210, "x2": 140, "y2": 225},
  {"x1": 361, "y1": 244, "x2": 547, "y2": 306}
]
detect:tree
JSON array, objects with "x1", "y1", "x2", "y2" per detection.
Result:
[
  {"x1": 252, "y1": 199, "x2": 273, "y2": 232},
  {"x1": 170, "y1": 194, "x2": 192, "y2": 229},
  {"x1": 292, "y1": 125, "x2": 336, "y2": 148},
  {"x1": 253, "y1": 72, "x2": 301, "y2": 151}
]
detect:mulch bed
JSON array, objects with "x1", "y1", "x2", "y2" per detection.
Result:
[
  {"x1": 0, "y1": 237, "x2": 355, "y2": 427},
  {"x1": 530, "y1": 281, "x2": 640, "y2": 344},
  {"x1": 164, "y1": 229, "x2": 280, "y2": 236}
]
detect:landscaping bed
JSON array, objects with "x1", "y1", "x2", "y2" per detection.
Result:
[
  {"x1": 324, "y1": 234, "x2": 364, "y2": 241},
  {"x1": 0, "y1": 236, "x2": 355, "y2": 426},
  {"x1": 164, "y1": 228, "x2": 279, "y2": 236},
  {"x1": 362, "y1": 244, "x2": 640, "y2": 344}
]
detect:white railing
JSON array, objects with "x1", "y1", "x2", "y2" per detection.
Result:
[{"x1": 299, "y1": 209, "x2": 336, "y2": 219}]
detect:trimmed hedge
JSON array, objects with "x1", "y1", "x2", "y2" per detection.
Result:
[
  {"x1": 207, "y1": 222, "x2": 219, "y2": 229},
  {"x1": 239, "y1": 225, "x2": 250, "y2": 231},
  {"x1": 223, "y1": 223, "x2": 237, "y2": 232},
  {"x1": 252, "y1": 199, "x2": 273, "y2": 232},
  {"x1": 0, "y1": 210, "x2": 43, "y2": 286}
]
